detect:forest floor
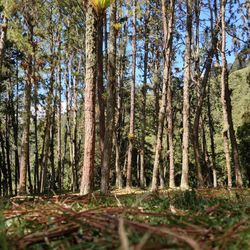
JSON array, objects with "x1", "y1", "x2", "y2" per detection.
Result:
[{"x1": 0, "y1": 188, "x2": 250, "y2": 250}]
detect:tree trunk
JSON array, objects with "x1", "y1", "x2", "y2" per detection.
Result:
[
  {"x1": 140, "y1": 0, "x2": 150, "y2": 189},
  {"x1": 101, "y1": 1, "x2": 117, "y2": 194},
  {"x1": 167, "y1": 72, "x2": 175, "y2": 188},
  {"x1": 0, "y1": 127, "x2": 8, "y2": 195},
  {"x1": 19, "y1": 71, "x2": 32, "y2": 195},
  {"x1": 180, "y1": 0, "x2": 192, "y2": 190},
  {"x1": 0, "y1": 15, "x2": 7, "y2": 73},
  {"x1": 227, "y1": 90, "x2": 243, "y2": 187},
  {"x1": 57, "y1": 64, "x2": 62, "y2": 191},
  {"x1": 40, "y1": 69, "x2": 55, "y2": 193},
  {"x1": 220, "y1": 0, "x2": 232, "y2": 188},
  {"x1": 192, "y1": 0, "x2": 204, "y2": 188},
  {"x1": 151, "y1": 0, "x2": 175, "y2": 191},
  {"x1": 97, "y1": 17, "x2": 105, "y2": 164},
  {"x1": 80, "y1": 3, "x2": 97, "y2": 195},
  {"x1": 207, "y1": 83, "x2": 217, "y2": 187},
  {"x1": 126, "y1": 0, "x2": 137, "y2": 188}
]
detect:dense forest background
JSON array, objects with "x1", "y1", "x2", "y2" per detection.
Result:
[{"x1": 0, "y1": 0, "x2": 249, "y2": 197}]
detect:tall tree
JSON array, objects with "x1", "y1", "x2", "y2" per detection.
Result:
[
  {"x1": 140, "y1": 0, "x2": 150, "y2": 189},
  {"x1": 220, "y1": 0, "x2": 243, "y2": 188},
  {"x1": 180, "y1": 0, "x2": 192, "y2": 190},
  {"x1": 126, "y1": 0, "x2": 137, "y2": 188},
  {"x1": 80, "y1": 1, "x2": 97, "y2": 195},
  {"x1": 101, "y1": 0, "x2": 117, "y2": 194},
  {"x1": 151, "y1": 0, "x2": 175, "y2": 191},
  {"x1": 220, "y1": 0, "x2": 232, "y2": 188},
  {"x1": 18, "y1": 7, "x2": 35, "y2": 195}
]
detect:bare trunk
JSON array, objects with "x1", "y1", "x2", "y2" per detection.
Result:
[
  {"x1": 227, "y1": 91, "x2": 243, "y2": 187},
  {"x1": 57, "y1": 63, "x2": 62, "y2": 191},
  {"x1": 101, "y1": 1, "x2": 117, "y2": 194},
  {"x1": 0, "y1": 15, "x2": 7, "y2": 73},
  {"x1": 97, "y1": 18, "x2": 105, "y2": 163},
  {"x1": 126, "y1": 0, "x2": 137, "y2": 188},
  {"x1": 192, "y1": 0, "x2": 204, "y2": 188},
  {"x1": 220, "y1": 0, "x2": 232, "y2": 188},
  {"x1": 19, "y1": 68, "x2": 32, "y2": 195},
  {"x1": 80, "y1": 3, "x2": 97, "y2": 195},
  {"x1": 140, "y1": 0, "x2": 149, "y2": 189},
  {"x1": 115, "y1": 1, "x2": 128, "y2": 189},
  {"x1": 180, "y1": 0, "x2": 192, "y2": 190},
  {"x1": 151, "y1": 0, "x2": 175, "y2": 191},
  {"x1": 207, "y1": 83, "x2": 217, "y2": 187},
  {"x1": 40, "y1": 69, "x2": 54, "y2": 193},
  {"x1": 167, "y1": 76, "x2": 175, "y2": 188},
  {"x1": 19, "y1": 18, "x2": 34, "y2": 194}
]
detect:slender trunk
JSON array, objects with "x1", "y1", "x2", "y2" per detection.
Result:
[
  {"x1": 192, "y1": 0, "x2": 204, "y2": 188},
  {"x1": 40, "y1": 68, "x2": 54, "y2": 193},
  {"x1": 50, "y1": 92, "x2": 56, "y2": 190},
  {"x1": 207, "y1": 83, "x2": 217, "y2": 187},
  {"x1": 201, "y1": 118, "x2": 213, "y2": 186},
  {"x1": 19, "y1": 27, "x2": 33, "y2": 195},
  {"x1": 73, "y1": 67, "x2": 80, "y2": 191},
  {"x1": 220, "y1": 0, "x2": 232, "y2": 188},
  {"x1": 67, "y1": 59, "x2": 75, "y2": 192},
  {"x1": 0, "y1": 15, "x2": 7, "y2": 73},
  {"x1": 33, "y1": 71, "x2": 39, "y2": 193},
  {"x1": 0, "y1": 128, "x2": 8, "y2": 195},
  {"x1": 140, "y1": 0, "x2": 149, "y2": 189},
  {"x1": 12, "y1": 65, "x2": 19, "y2": 195},
  {"x1": 153, "y1": 56, "x2": 160, "y2": 136},
  {"x1": 57, "y1": 63, "x2": 62, "y2": 191},
  {"x1": 80, "y1": 3, "x2": 97, "y2": 195},
  {"x1": 97, "y1": 17, "x2": 105, "y2": 163},
  {"x1": 115, "y1": 1, "x2": 128, "y2": 189},
  {"x1": 180, "y1": 0, "x2": 192, "y2": 190},
  {"x1": 6, "y1": 82, "x2": 13, "y2": 195},
  {"x1": 101, "y1": 1, "x2": 117, "y2": 194},
  {"x1": 19, "y1": 71, "x2": 31, "y2": 195},
  {"x1": 126, "y1": 0, "x2": 137, "y2": 188},
  {"x1": 167, "y1": 76, "x2": 175, "y2": 188},
  {"x1": 151, "y1": 0, "x2": 175, "y2": 191},
  {"x1": 227, "y1": 91, "x2": 243, "y2": 187}
]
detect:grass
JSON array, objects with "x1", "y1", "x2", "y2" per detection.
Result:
[{"x1": 0, "y1": 188, "x2": 250, "y2": 249}]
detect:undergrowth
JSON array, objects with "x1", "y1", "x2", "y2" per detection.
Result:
[{"x1": 0, "y1": 188, "x2": 249, "y2": 250}]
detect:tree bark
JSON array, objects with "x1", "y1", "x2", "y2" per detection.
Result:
[
  {"x1": 80, "y1": 2, "x2": 97, "y2": 195},
  {"x1": 207, "y1": 83, "x2": 217, "y2": 187},
  {"x1": 151, "y1": 0, "x2": 175, "y2": 191},
  {"x1": 126, "y1": 0, "x2": 137, "y2": 188},
  {"x1": 97, "y1": 17, "x2": 105, "y2": 164},
  {"x1": 115, "y1": 1, "x2": 128, "y2": 189},
  {"x1": 101, "y1": 1, "x2": 117, "y2": 194},
  {"x1": 220, "y1": 0, "x2": 232, "y2": 188},
  {"x1": 19, "y1": 16, "x2": 34, "y2": 194},
  {"x1": 227, "y1": 89, "x2": 243, "y2": 187},
  {"x1": 140, "y1": 0, "x2": 150, "y2": 189},
  {"x1": 192, "y1": 0, "x2": 204, "y2": 188},
  {"x1": 0, "y1": 15, "x2": 7, "y2": 74},
  {"x1": 180, "y1": 0, "x2": 192, "y2": 190}
]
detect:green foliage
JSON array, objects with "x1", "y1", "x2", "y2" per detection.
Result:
[{"x1": 91, "y1": 0, "x2": 114, "y2": 14}]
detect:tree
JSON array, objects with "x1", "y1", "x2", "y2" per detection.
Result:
[
  {"x1": 19, "y1": 5, "x2": 35, "y2": 195},
  {"x1": 151, "y1": 0, "x2": 175, "y2": 191},
  {"x1": 101, "y1": 0, "x2": 117, "y2": 194},
  {"x1": 220, "y1": 0, "x2": 243, "y2": 188},
  {"x1": 180, "y1": 0, "x2": 192, "y2": 190},
  {"x1": 80, "y1": 1, "x2": 97, "y2": 195},
  {"x1": 126, "y1": 0, "x2": 137, "y2": 188}
]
